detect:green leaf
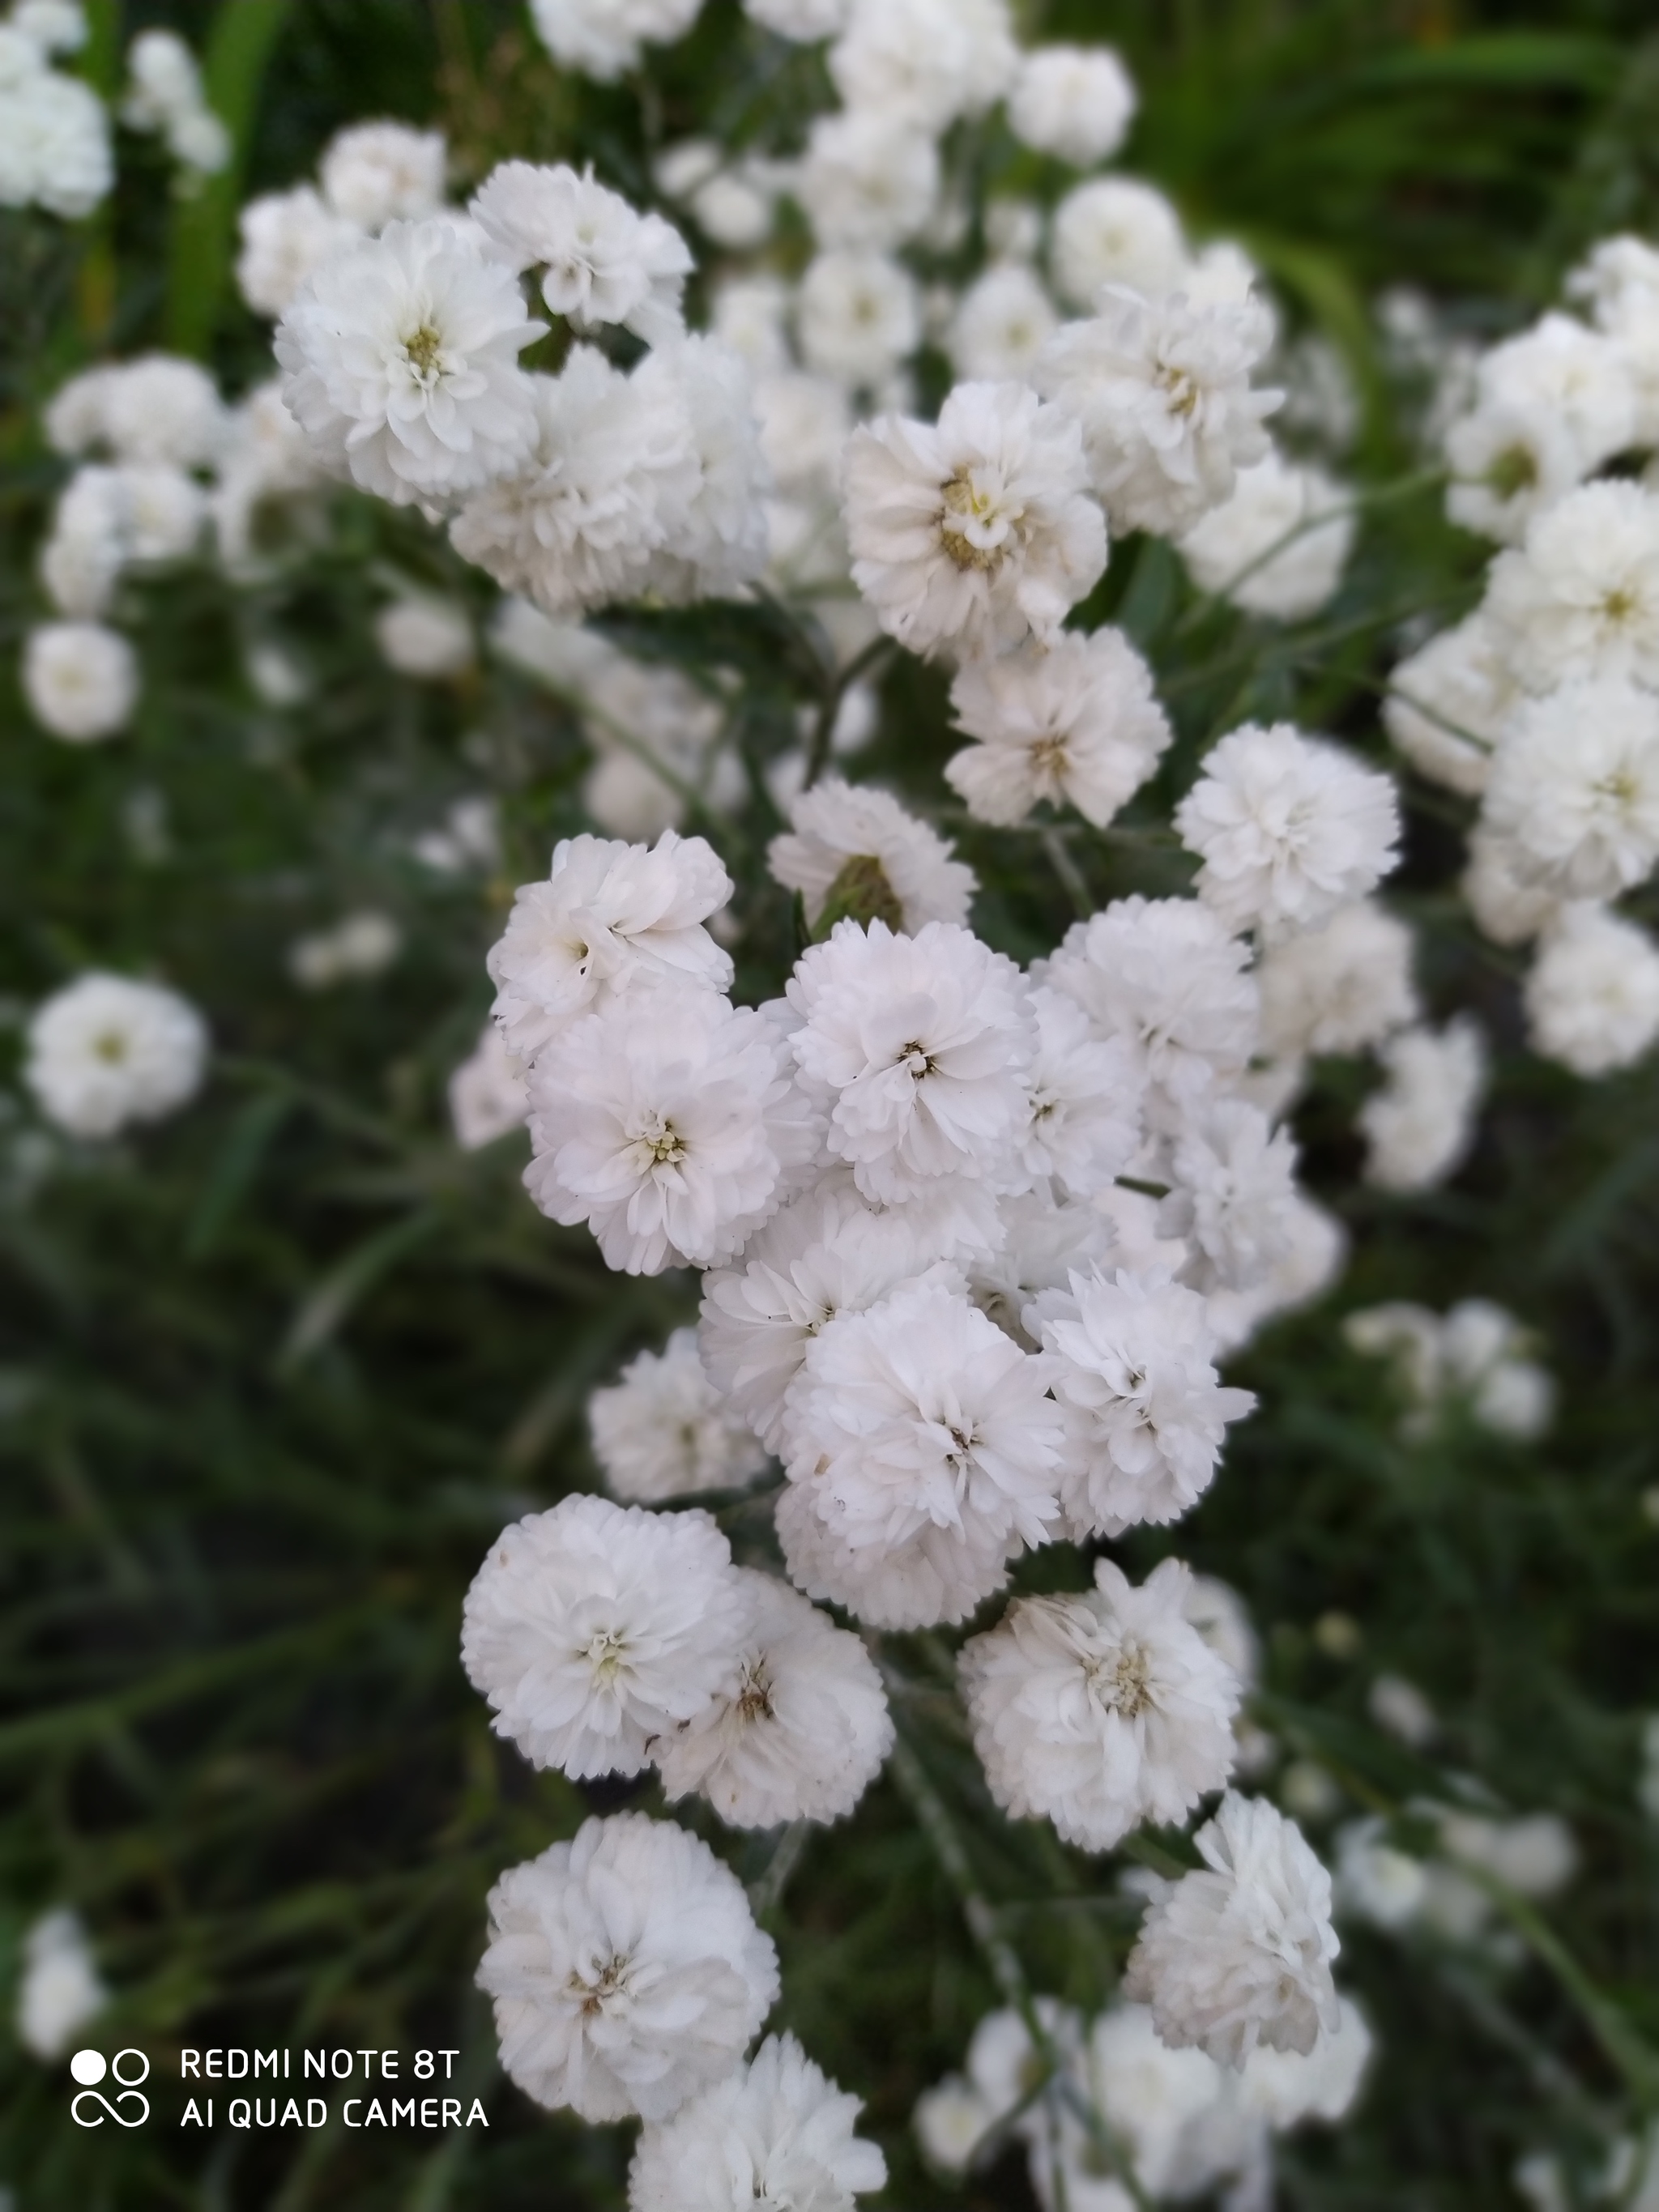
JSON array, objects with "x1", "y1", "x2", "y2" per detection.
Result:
[
  {"x1": 277, "y1": 1208, "x2": 444, "y2": 1375},
  {"x1": 184, "y1": 1090, "x2": 293, "y2": 1261}
]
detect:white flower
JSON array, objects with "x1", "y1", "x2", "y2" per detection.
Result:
[
  {"x1": 374, "y1": 593, "x2": 474, "y2": 676},
  {"x1": 700, "y1": 1181, "x2": 955, "y2": 1453},
  {"x1": 23, "y1": 620, "x2": 137, "y2": 742},
  {"x1": 121, "y1": 28, "x2": 204, "y2": 130},
  {"x1": 487, "y1": 829, "x2": 733, "y2": 1066},
  {"x1": 478, "y1": 1812, "x2": 778, "y2": 2121},
  {"x1": 1080, "y1": 2004, "x2": 1247, "y2": 2201},
  {"x1": 1462, "y1": 829, "x2": 1560, "y2": 947},
  {"x1": 590, "y1": 1328, "x2": 768, "y2": 1502},
  {"x1": 528, "y1": 0, "x2": 705, "y2": 81},
  {"x1": 1049, "y1": 177, "x2": 1188, "y2": 312},
  {"x1": 1017, "y1": 986, "x2": 1141, "y2": 1195},
  {"x1": 753, "y1": 372, "x2": 851, "y2": 497},
  {"x1": 471, "y1": 161, "x2": 692, "y2": 347},
  {"x1": 1334, "y1": 1816, "x2": 1427, "y2": 1929},
  {"x1": 1038, "y1": 286, "x2": 1278, "y2": 537},
  {"x1": 1525, "y1": 903, "x2": 1659, "y2": 1077},
  {"x1": 630, "y1": 2031, "x2": 886, "y2": 2212},
  {"x1": 744, "y1": 0, "x2": 848, "y2": 36},
  {"x1": 1126, "y1": 1792, "x2": 1340, "y2": 2068},
  {"x1": 768, "y1": 779, "x2": 975, "y2": 936},
  {"x1": 658, "y1": 1570, "x2": 893, "y2": 1826},
  {"x1": 778, "y1": 1278, "x2": 1064, "y2": 1627},
  {"x1": 946, "y1": 265, "x2": 1060, "y2": 386},
  {"x1": 1368, "y1": 1672, "x2": 1435, "y2": 1747},
  {"x1": 525, "y1": 987, "x2": 816, "y2": 1272},
  {"x1": 211, "y1": 377, "x2": 327, "y2": 567},
  {"x1": 1159, "y1": 1098, "x2": 1301, "y2": 1298},
  {"x1": 797, "y1": 249, "x2": 920, "y2": 387},
  {"x1": 11, "y1": 3, "x2": 87, "y2": 58},
  {"x1": 1485, "y1": 480, "x2": 1659, "y2": 693},
  {"x1": 319, "y1": 121, "x2": 446, "y2": 230},
  {"x1": 1009, "y1": 45, "x2": 1137, "y2": 169},
  {"x1": 1175, "y1": 722, "x2": 1401, "y2": 938},
  {"x1": 1257, "y1": 901, "x2": 1418, "y2": 1059},
  {"x1": 962, "y1": 1557, "x2": 1240, "y2": 1852},
  {"x1": 449, "y1": 1022, "x2": 529, "y2": 1150},
  {"x1": 47, "y1": 353, "x2": 224, "y2": 468},
  {"x1": 1239, "y1": 1994, "x2": 1371, "y2": 2128},
  {"x1": 843, "y1": 381, "x2": 1107, "y2": 658},
  {"x1": 1030, "y1": 1267, "x2": 1256, "y2": 1540},
  {"x1": 450, "y1": 346, "x2": 697, "y2": 611},
  {"x1": 797, "y1": 109, "x2": 938, "y2": 251},
  {"x1": 1183, "y1": 1574, "x2": 1260, "y2": 1689},
  {"x1": 829, "y1": 0, "x2": 1017, "y2": 131},
  {"x1": 712, "y1": 273, "x2": 793, "y2": 374},
  {"x1": 1440, "y1": 1811, "x2": 1577, "y2": 1899},
  {"x1": 1178, "y1": 450, "x2": 1354, "y2": 620},
  {"x1": 1350, "y1": 1298, "x2": 1554, "y2": 1441},
  {"x1": 16, "y1": 1909, "x2": 107, "y2": 2061},
  {"x1": 1034, "y1": 896, "x2": 1260, "y2": 1123},
  {"x1": 237, "y1": 185, "x2": 362, "y2": 317},
  {"x1": 275, "y1": 218, "x2": 544, "y2": 506},
  {"x1": 288, "y1": 910, "x2": 402, "y2": 988},
  {"x1": 1483, "y1": 680, "x2": 1659, "y2": 900},
  {"x1": 947, "y1": 628, "x2": 1171, "y2": 829},
  {"x1": 1446, "y1": 313, "x2": 1636, "y2": 545},
  {"x1": 460, "y1": 1493, "x2": 752, "y2": 1777},
  {"x1": 1444, "y1": 395, "x2": 1586, "y2": 547},
  {"x1": 0, "y1": 66, "x2": 110, "y2": 218},
  {"x1": 1358, "y1": 1018, "x2": 1486, "y2": 1192},
  {"x1": 633, "y1": 335, "x2": 772, "y2": 603},
  {"x1": 1383, "y1": 612, "x2": 1516, "y2": 797},
  {"x1": 26, "y1": 972, "x2": 207, "y2": 1140},
  {"x1": 786, "y1": 918, "x2": 1031, "y2": 1202}
]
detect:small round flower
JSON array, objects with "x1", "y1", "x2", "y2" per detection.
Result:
[
  {"x1": 1037, "y1": 286, "x2": 1278, "y2": 538},
  {"x1": 26, "y1": 973, "x2": 207, "y2": 1140},
  {"x1": 797, "y1": 109, "x2": 939, "y2": 252},
  {"x1": 768, "y1": 780, "x2": 975, "y2": 936},
  {"x1": 275, "y1": 217, "x2": 545, "y2": 506},
  {"x1": 288, "y1": 911, "x2": 402, "y2": 989},
  {"x1": 744, "y1": 0, "x2": 848, "y2": 35},
  {"x1": 478, "y1": 1811, "x2": 779, "y2": 2121},
  {"x1": 471, "y1": 161, "x2": 693, "y2": 347},
  {"x1": 448, "y1": 1022, "x2": 529, "y2": 1151},
  {"x1": 1008, "y1": 45, "x2": 1137, "y2": 169},
  {"x1": 1383, "y1": 612, "x2": 1515, "y2": 797},
  {"x1": 1462, "y1": 829, "x2": 1560, "y2": 948},
  {"x1": 1034, "y1": 896, "x2": 1260, "y2": 1122},
  {"x1": 528, "y1": 0, "x2": 705, "y2": 81},
  {"x1": 460, "y1": 1493, "x2": 753, "y2": 1778},
  {"x1": 1017, "y1": 986, "x2": 1142, "y2": 1195},
  {"x1": 1124, "y1": 1792, "x2": 1341, "y2": 2068},
  {"x1": 1239, "y1": 1993, "x2": 1371, "y2": 2129},
  {"x1": 23, "y1": 620, "x2": 137, "y2": 742},
  {"x1": 945, "y1": 265, "x2": 1060, "y2": 385},
  {"x1": 1256, "y1": 901, "x2": 1419, "y2": 1060},
  {"x1": 699, "y1": 1182, "x2": 953, "y2": 1454},
  {"x1": 373, "y1": 593, "x2": 475, "y2": 676},
  {"x1": 1482, "y1": 680, "x2": 1659, "y2": 901},
  {"x1": 524, "y1": 987, "x2": 817, "y2": 1273},
  {"x1": 1049, "y1": 177, "x2": 1188, "y2": 311},
  {"x1": 947, "y1": 628, "x2": 1171, "y2": 829},
  {"x1": 590, "y1": 1328, "x2": 768, "y2": 1502},
  {"x1": 1175, "y1": 722, "x2": 1401, "y2": 939},
  {"x1": 843, "y1": 381, "x2": 1107, "y2": 658},
  {"x1": 1030, "y1": 1267, "x2": 1256, "y2": 1540},
  {"x1": 828, "y1": 0, "x2": 1017, "y2": 132},
  {"x1": 962, "y1": 1557, "x2": 1240, "y2": 1852},
  {"x1": 796, "y1": 249, "x2": 920, "y2": 387},
  {"x1": 487, "y1": 829, "x2": 734, "y2": 1065},
  {"x1": 1358, "y1": 1018, "x2": 1486, "y2": 1192},
  {"x1": 1444, "y1": 394, "x2": 1585, "y2": 547},
  {"x1": 236, "y1": 185, "x2": 362, "y2": 317},
  {"x1": 1160, "y1": 1098, "x2": 1303, "y2": 1298},
  {"x1": 0, "y1": 67, "x2": 112, "y2": 219},
  {"x1": 319, "y1": 121, "x2": 446, "y2": 230},
  {"x1": 1334, "y1": 1816, "x2": 1427, "y2": 1930},
  {"x1": 1485, "y1": 479, "x2": 1659, "y2": 694},
  {"x1": 1177, "y1": 451, "x2": 1354, "y2": 620},
  {"x1": 15, "y1": 1909, "x2": 107, "y2": 2062},
  {"x1": 657, "y1": 1570, "x2": 893, "y2": 1827},
  {"x1": 1525, "y1": 904, "x2": 1659, "y2": 1077},
  {"x1": 629, "y1": 2032, "x2": 887, "y2": 2212},
  {"x1": 785, "y1": 918, "x2": 1032, "y2": 1204}
]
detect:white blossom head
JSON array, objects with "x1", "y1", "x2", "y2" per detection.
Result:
[
  {"x1": 1009, "y1": 45, "x2": 1137, "y2": 170},
  {"x1": 1383, "y1": 612, "x2": 1514, "y2": 798},
  {"x1": 843, "y1": 381, "x2": 1107, "y2": 658},
  {"x1": 15, "y1": 1908, "x2": 107, "y2": 2061},
  {"x1": 1485, "y1": 479, "x2": 1659, "y2": 693},
  {"x1": 629, "y1": 2031, "x2": 886, "y2": 2211},
  {"x1": 1125, "y1": 1791, "x2": 1341, "y2": 2068},
  {"x1": 319, "y1": 120, "x2": 447, "y2": 231},
  {"x1": 478, "y1": 1811, "x2": 779, "y2": 2120},
  {"x1": 471, "y1": 160, "x2": 693, "y2": 347},
  {"x1": 460, "y1": 1493, "x2": 753, "y2": 1778},
  {"x1": 768, "y1": 779, "x2": 975, "y2": 936},
  {"x1": 1525, "y1": 903, "x2": 1659, "y2": 1077},
  {"x1": 1257, "y1": 901, "x2": 1419, "y2": 1060},
  {"x1": 1482, "y1": 679, "x2": 1659, "y2": 901},
  {"x1": 828, "y1": 0, "x2": 1017, "y2": 132},
  {"x1": 448, "y1": 1023, "x2": 529, "y2": 1151},
  {"x1": 945, "y1": 265, "x2": 1060, "y2": 385},
  {"x1": 1178, "y1": 450, "x2": 1354, "y2": 620},
  {"x1": 798, "y1": 107, "x2": 940, "y2": 253},
  {"x1": 1050, "y1": 177, "x2": 1188, "y2": 311},
  {"x1": 236, "y1": 185, "x2": 363, "y2": 318},
  {"x1": 26, "y1": 972, "x2": 207, "y2": 1139},
  {"x1": 796, "y1": 249, "x2": 920, "y2": 386},
  {"x1": 657, "y1": 1569, "x2": 893, "y2": 1826},
  {"x1": 528, "y1": 0, "x2": 705, "y2": 80},
  {"x1": 1358, "y1": 1018, "x2": 1486, "y2": 1191},
  {"x1": 590, "y1": 1327, "x2": 768, "y2": 1502},
  {"x1": 23, "y1": 620, "x2": 138, "y2": 742}
]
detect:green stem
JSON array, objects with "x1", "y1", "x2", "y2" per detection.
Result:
[{"x1": 802, "y1": 633, "x2": 896, "y2": 791}]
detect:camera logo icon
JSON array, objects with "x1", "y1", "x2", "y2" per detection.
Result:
[{"x1": 70, "y1": 2048, "x2": 151, "y2": 2127}]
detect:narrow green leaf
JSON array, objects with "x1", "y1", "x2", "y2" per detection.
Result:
[
  {"x1": 278, "y1": 1209, "x2": 444, "y2": 1375},
  {"x1": 184, "y1": 1090, "x2": 293, "y2": 1260}
]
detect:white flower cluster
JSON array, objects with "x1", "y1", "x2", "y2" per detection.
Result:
[
  {"x1": 1337, "y1": 1805, "x2": 1576, "y2": 1955},
  {"x1": 1345, "y1": 1298, "x2": 1555, "y2": 1441},
  {"x1": 0, "y1": 2, "x2": 110, "y2": 222},
  {"x1": 1387, "y1": 239, "x2": 1659, "y2": 1080},
  {"x1": 915, "y1": 1980, "x2": 1368, "y2": 2209},
  {"x1": 120, "y1": 26, "x2": 229, "y2": 177}
]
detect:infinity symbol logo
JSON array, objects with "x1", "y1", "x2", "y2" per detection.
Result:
[{"x1": 70, "y1": 2048, "x2": 151, "y2": 2127}]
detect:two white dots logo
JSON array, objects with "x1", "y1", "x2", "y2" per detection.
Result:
[{"x1": 70, "y1": 2048, "x2": 150, "y2": 2127}]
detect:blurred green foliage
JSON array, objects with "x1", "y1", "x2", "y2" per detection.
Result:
[{"x1": 6, "y1": 2, "x2": 1659, "y2": 2208}]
